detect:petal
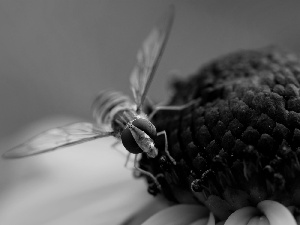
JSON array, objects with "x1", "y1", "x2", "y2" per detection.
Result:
[
  {"x1": 142, "y1": 204, "x2": 210, "y2": 225},
  {"x1": 0, "y1": 118, "x2": 162, "y2": 225},
  {"x1": 247, "y1": 216, "x2": 270, "y2": 225},
  {"x1": 257, "y1": 200, "x2": 297, "y2": 225},
  {"x1": 121, "y1": 196, "x2": 173, "y2": 225},
  {"x1": 41, "y1": 180, "x2": 168, "y2": 225},
  {"x1": 189, "y1": 212, "x2": 216, "y2": 225},
  {"x1": 224, "y1": 206, "x2": 259, "y2": 225},
  {"x1": 225, "y1": 200, "x2": 298, "y2": 225}
]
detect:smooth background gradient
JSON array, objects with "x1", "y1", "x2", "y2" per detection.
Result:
[{"x1": 1, "y1": 0, "x2": 300, "y2": 138}]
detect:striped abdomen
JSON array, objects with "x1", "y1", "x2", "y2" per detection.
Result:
[{"x1": 92, "y1": 90, "x2": 136, "y2": 131}]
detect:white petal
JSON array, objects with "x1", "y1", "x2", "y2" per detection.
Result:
[
  {"x1": 257, "y1": 200, "x2": 297, "y2": 225},
  {"x1": 42, "y1": 180, "x2": 166, "y2": 225},
  {"x1": 0, "y1": 118, "x2": 161, "y2": 225},
  {"x1": 247, "y1": 216, "x2": 270, "y2": 225},
  {"x1": 189, "y1": 212, "x2": 216, "y2": 225},
  {"x1": 142, "y1": 204, "x2": 210, "y2": 225},
  {"x1": 224, "y1": 206, "x2": 258, "y2": 225},
  {"x1": 225, "y1": 200, "x2": 297, "y2": 225},
  {"x1": 118, "y1": 196, "x2": 173, "y2": 225}
]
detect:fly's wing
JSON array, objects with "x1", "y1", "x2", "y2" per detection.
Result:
[
  {"x1": 130, "y1": 6, "x2": 175, "y2": 113},
  {"x1": 92, "y1": 90, "x2": 136, "y2": 130},
  {"x1": 3, "y1": 122, "x2": 113, "y2": 159}
]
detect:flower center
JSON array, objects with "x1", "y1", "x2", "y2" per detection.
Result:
[{"x1": 138, "y1": 47, "x2": 300, "y2": 220}]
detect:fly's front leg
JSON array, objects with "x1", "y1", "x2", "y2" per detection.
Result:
[
  {"x1": 124, "y1": 152, "x2": 131, "y2": 168},
  {"x1": 157, "y1": 130, "x2": 176, "y2": 165},
  {"x1": 134, "y1": 154, "x2": 162, "y2": 190},
  {"x1": 111, "y1": 140, "x2": 128, "y2": 157},
  {"x1": 144, "y1": 96, "x2": 156, "y2": 109},
  {"x1": 148, "y1": 99, "x2": 199, "y2": 120},
  {"x1": 111, "y1": 140, "x2": 122, "y2": 150},
  {"x1": 112, "y1": 140, "x2": 134, "y2": 167}
]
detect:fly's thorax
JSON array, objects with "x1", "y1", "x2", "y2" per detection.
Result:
[
  {"x1": 111, "y1": 109, "x2": 138, "y2": 133},
  {"x1": 121, "y1": 117, "x2": 157, "y2": 155}
]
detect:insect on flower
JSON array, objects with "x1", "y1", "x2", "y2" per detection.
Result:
[{"x1": 3, "y1": 6, "x2": 191, "y2": 189}]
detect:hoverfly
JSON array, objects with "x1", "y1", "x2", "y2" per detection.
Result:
[{"x1": 3, "y1": 6, "x2": 178, "y2": 189}]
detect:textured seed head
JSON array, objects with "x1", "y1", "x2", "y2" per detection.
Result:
[{"x1": 138, "y1": 47, "x2": 300, "y2": 220}]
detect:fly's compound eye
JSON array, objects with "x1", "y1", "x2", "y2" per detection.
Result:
[{"x1": 121, "y1": 118, "x2": 157, "y2": 154}]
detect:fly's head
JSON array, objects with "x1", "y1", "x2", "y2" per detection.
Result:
[{"x1": 121, "y1": 118, "x2": 157, "y2": 156}]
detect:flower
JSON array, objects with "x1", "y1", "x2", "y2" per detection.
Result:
[
  {"x1": 0, "y1": 118, "x2": 212, "y2": 225},
  {"x1": 138, "y1": 47, "x2": 300, "y2": 224},
  {"x1": 225, "y1": 200, "x2": 297, "y2": 225},
  {"x1": 2, "y1": 47, "x2": 300, "y2": 224}
]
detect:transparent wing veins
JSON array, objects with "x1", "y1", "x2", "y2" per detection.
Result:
[
  {"x1": 3, "y1": 122, "x2": 114, "y2": 159},
  {"x1": 130, "y1": 6, "x2": 175, "y2": 113}
]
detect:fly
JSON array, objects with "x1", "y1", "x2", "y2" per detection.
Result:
[{"x1": 3, "y1": 6, "x2": 194, "y2": 190}]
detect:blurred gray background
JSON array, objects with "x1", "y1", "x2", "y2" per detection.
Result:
[{"x1": 1, "y1": 0, "x2": 300, "y2": 138}]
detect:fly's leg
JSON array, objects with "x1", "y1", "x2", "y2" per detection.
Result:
[
  {"x1": 111, "y1": 140, "x2": 129, "y2": 158},
  {"x1": 145, "y1": 96, "x2": 156, "y2": 108},
  {"x1": 148, "y1": 99, "x2": 199, "y2": 120},
  {"x1": 134, "y1": 154, "x2": 162, "y2": 190},
  {"x1": 111, "y1": 140, "x2": 122, "y2": 150},
  {"x1": 111, "y1": 140, "x2": 135, "y2": 166},
  {"x1": 157, "y1": 130, "x2": 176, "y2": 165},
  {"x1": 124, "y1": 152, "x2": 131, "y2": 168}
]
